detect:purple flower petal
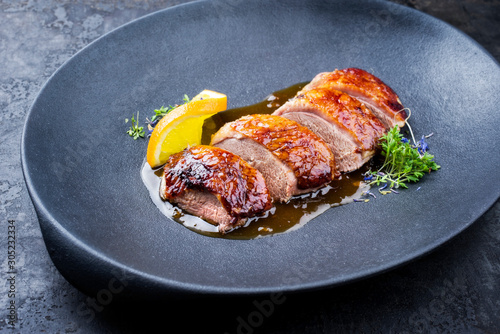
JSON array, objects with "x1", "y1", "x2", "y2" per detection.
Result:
[{"x1": 417, "y1": 135, "x2": 429, "y2": 154}]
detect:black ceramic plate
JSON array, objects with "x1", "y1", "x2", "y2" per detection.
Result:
[{"x1": 22, "y1": 0, "x2": 500, "y2": 299}]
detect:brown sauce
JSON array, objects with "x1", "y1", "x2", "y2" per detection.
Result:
[{"x1": 141, "y1": 83, "x2": 370, "y2": 239}]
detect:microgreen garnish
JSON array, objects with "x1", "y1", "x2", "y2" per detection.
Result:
[
  {"x1": 366, "y1": 124, "x2": 440, "y2": 189},
  {"x1": 126, "y1": 111, "x2": 145, "y2": 140},
  {"x1": 127, "y1": 94, "x2": 191, "y2": 139},
  {"x1": 149, "y1": 94, "x2": 190, "y2": 124},
  {"x1": 363, "y1": 191, "x2": 377, "y2": 199},
  {"x1": 353, "y1": 198, "x2": 370, "y2": 203}
]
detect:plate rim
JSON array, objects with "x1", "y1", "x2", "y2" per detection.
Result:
[{"x1": 21, "y1": 0, "x2": 500, "y2": 297}]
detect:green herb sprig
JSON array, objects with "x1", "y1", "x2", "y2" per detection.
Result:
[
  {"x1": 126, "y1": 95, "x2": 190, "y2": 140},
  {"x1": 126, "y1": 111, "x2": 145, "y2": 140},
  {"x1": 365, "y1": 126, "x2": 440, "y2": 189},
  {"x1": 149, "y1": 94, "x2": 190, "y2": 123}
]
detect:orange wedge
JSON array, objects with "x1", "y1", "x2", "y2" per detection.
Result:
[{"x1": 146, "y1": 90, "x2": 227, "y2": 168}]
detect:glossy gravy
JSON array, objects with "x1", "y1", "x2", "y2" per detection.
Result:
[{"x1": 141, "y1": 83, "x2": 370, "y2": 239}]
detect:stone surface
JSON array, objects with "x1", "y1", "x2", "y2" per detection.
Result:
[{"x1": 0, "y1": 0, "x2": 499, "y2": 333}]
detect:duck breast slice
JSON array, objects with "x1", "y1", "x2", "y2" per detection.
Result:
[
  {"x1": 300, "y1": 68, "x2": 406, "y2": 129},
  {"x1": 274, "y1": 88, "x2": 386, "y2": 173},
  {"x1": 211, "y1": 114, "x2": 337, "y2": 203},
  {"x1": 160, "y1": 145, "x2": 272, "y2": 233}
]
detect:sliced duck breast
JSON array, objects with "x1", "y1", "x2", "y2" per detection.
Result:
[
  {"x1": 211, "y1": 114, "x2": 337, "y2": 203},
  {"x1": 300, "y1": 68, "x2": 406, "y2": 129},
  {"x1": 274, "y1": 88, "x2": 387, "y2": 173},
  {"x1": 160, "y1": 145, "x2": 272, "y2": 233}
]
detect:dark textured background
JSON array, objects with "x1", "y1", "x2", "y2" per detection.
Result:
[{"x1": 1, "y1": 0, "x2": 499, "y2": 333}]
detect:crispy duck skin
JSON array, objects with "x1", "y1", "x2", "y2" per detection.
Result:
[
  {"x1": 160, "y1": 145, "x2": 272, "y2": 232},
  {"x1": 300, "y1": 68, "x2": 406, "y2": 128},
  {"x1": 212, "y1": 114, "x2": 338, "y2": 190},
  {"x1": 274, "y1": 87, "x2": 387, "y2": 172}
]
